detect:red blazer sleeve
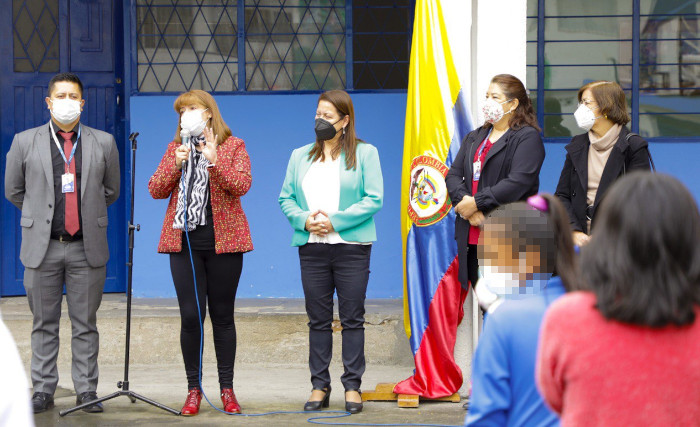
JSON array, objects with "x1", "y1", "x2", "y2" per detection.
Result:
[
  {"x1": 148, "y1": 141, "x2": 182, "y2": 200},
  {"x1": 208, "y1": 137, "x2": 252, "y2": 197},
  {"x1": 536, "y1": 303, "x2": 566, "y2": 414}
]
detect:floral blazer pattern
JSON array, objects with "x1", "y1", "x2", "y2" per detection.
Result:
[{"x1": 148, "y1": 135, "x2": 253, "y2": 254}]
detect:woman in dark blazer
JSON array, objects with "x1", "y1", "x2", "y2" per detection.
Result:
[
  {"x1": 446, "y1": 74, "x2": 545, "y2": 293},
  {"x1": 555, "y1": 81, "x2": 651, "y2": 246}
]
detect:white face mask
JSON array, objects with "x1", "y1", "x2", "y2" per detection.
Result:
[
  {"x1": 482, "y1": 98, "x2": 512, "y2": 124},
  {"x1": 180, "y1": 109, "x2": 209, "y2": 136},
  {"x1": 480, "y1": 265, "x2": 522, "y2": 299},
  {"x1": 50, "y1": 98, "x2": 82, "y2": 125},
  {"x1": 574, "y1": 103, "x2": 600, "y2": 132}
]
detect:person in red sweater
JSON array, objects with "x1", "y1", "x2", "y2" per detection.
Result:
[
  {"x1": 536, "y1": 172, "x2": 700, "y2": 426},
  {"x1": 148, "y1": 90, "x2": 253, "y2": 416}
]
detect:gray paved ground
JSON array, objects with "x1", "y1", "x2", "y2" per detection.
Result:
[
  {"x1": 3, "y1": 295, "x2": 467, "y2": 426},
  {"x1": 31, "y1": 363, "x2": 467, "y2": 426}
]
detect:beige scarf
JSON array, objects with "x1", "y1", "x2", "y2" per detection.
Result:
[{"x1": 586, "y1": 124, "x2": 621, "y2": 229}]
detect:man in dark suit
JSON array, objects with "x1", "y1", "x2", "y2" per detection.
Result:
[{"x1": 4, "y1": 73, "x2": 120, "y2": 413}]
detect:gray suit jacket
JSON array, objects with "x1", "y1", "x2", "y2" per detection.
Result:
[{"x1": 5, "y1": 122, "x2": 120, "y2": 268}]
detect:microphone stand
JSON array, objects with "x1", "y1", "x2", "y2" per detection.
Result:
[{"x1": 60, "y1": 132, "x2": 180, "y2": 416}]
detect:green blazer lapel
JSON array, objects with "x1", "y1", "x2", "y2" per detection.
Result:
[
  {"x1": 80, "y1": 124, "x2": 93, "y2": 199},
  {"x1": 37, "y1": 123, "x2": 54, "y2": 190},
  {"x1": 295, "y1": 144, "x2": 315, "y2": 209}
]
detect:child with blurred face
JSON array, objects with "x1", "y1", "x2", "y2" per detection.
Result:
[{"x1": 466, "y1": 195, "x2": 576, "y2": 426}]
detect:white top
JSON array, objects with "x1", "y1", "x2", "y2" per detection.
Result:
[
  {"x1": 301, "y1": 156, "x2": 366, "y2": 245},
  {"x1": 0, "y1": 313, "x2": 35, "y2": 427}
]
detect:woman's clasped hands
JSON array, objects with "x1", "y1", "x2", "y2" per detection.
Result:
[{"x1": 305, "y1": 210, "x2": 335, "y2": 236}]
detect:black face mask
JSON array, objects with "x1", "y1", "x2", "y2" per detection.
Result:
[{"x1": 314, "y1": 117, "x2": 343, "y2": 141}]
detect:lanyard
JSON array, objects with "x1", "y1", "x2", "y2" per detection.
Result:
[
  {"x1": 49, "y1": 121, "x2": 81, "y2": 167},
  {"x1": 476, "y1": 128, "x2": 493, "y2": 160}
]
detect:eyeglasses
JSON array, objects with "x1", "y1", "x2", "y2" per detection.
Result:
[{"x1": 580, "y1": 99, "x2": 598, "y2": 108}]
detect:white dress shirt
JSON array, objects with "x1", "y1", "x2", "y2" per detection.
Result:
[{"x1": 302, "y1": 157, "x2": 366, "y2": 245}]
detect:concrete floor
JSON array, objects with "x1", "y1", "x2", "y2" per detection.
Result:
[
  {"x1": 2, "y1": 295, "x2": 468, "y2": 426},
  {"x1": 31, "y1": 363, "x2": 467, "y2": 426}
]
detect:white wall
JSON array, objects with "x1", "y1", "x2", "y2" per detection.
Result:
[{"x1": 472, "y1": 0, "x2": 528, "y2": 127}]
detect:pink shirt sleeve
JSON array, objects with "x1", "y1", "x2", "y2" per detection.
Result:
[{"x1": 536, "y1": 302, "x2": 566, "y2": 414}]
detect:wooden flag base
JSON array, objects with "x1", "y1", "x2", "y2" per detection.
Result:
[{"x1": 362, "y1": 383, "x2": 461, "y2": 408}]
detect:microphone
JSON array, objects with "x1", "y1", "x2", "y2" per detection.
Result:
[{"x1": 180, "y1": 128, "x2": 190, "y2": 167}]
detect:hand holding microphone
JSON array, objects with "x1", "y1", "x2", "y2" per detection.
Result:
[{"x1": 176, "y1": 129, "x2": 191, "y2": 170}]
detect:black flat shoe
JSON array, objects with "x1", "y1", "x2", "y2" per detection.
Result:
[
  {"x1": 303, "y1": 386, "x2": 331, "y2": 411},
  {"x1": 32, "y1": 392, "x2": 54, "y2": 414},
  {"x1": 345, "y1": 390, "x2": 363, "y2": 414},
  {"x1": 76, "y1": 391, "x2": 104, "y2": 413}
]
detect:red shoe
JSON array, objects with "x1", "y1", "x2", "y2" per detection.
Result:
[
  {"x1": 221, "y1": 388, "x2": 241, "y2": 414},
  {"x1": 181, "y1": 388, "x2": 202, "y2": 416}
]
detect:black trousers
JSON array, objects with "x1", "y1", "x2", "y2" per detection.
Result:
[
  {"x1": 299, "y1": 243, "x2": 372, "y2": 391},
  {"x1": 456, "y1": 237, "x2": 479, "y2": 289},
  {"x1": 170, "y1": 246, "x2": 243, "y2": 389}
]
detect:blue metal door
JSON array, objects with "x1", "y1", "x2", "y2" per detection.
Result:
[{"x1": 1, "y1": 0, "x2": 127, "y2": 296}]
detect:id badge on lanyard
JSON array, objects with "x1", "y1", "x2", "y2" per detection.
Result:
[
  {"x1": 473, "y1": 129, "x2": 492, "y2": 182},
  {"x1": 49, "y1": 121, "x2": 81, "y2": 193},
  {"x1": 473, "y1": 160, "x2": 482, "y2": 181}
]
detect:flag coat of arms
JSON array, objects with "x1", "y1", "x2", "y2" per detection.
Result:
[{"x1": 394, "y1": 0, "x2": 473, "y2": 398}]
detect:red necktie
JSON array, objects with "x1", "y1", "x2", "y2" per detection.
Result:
[{"x1": 58, "y1": 131, "x2": 80, "y2": 236}]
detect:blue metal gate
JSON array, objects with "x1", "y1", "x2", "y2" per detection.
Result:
[{"x1": 0, "y1": 0, "x2": 127, "y2": 296}]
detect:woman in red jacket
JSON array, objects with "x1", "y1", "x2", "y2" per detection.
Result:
[{"x1": 148, "y1": 90, "x2": 253, "y2": 416}]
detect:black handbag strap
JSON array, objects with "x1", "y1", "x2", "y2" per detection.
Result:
[{"x1": 624, "y1": 132, "x2": 656, "y2": 173}]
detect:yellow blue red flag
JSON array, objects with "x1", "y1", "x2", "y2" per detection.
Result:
[{"x1": 394, "y1": 0, "x2": 473, "y2": 398}]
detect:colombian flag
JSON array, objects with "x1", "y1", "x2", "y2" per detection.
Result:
[{"x1": 394, "y1": 0, "x2": 473, "y2": 398}]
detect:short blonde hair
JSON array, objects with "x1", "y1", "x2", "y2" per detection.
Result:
[{"x1": 173, "y1": 90, "x2": 232, "y2": 145}]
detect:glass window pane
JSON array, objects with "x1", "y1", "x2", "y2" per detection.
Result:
[
  {"x1": 640, "y1": 90, "x2": 700, "y2": 114},
  {"x1": 545, "y1": 41, "x2": 632, "y2": 65},
  {"x1": 544, "y1": 91, "x2": 578, "y2": 114},
  {"x1": 641, "y1": 16, "x2": 700, "y2": 39},
  {"x1": 545, "y1": 114, "x2": 580, "y2": 138},
  {"x1": 527, "y1": 66, "x2": 537, "y2": 90},
  {"x1": 639, "y1": 113, "x2": 700, "y2": 137},
  {"x1": 527, "y1": 41, "x2": 537, "y2": 65},
  {"x1": 543, "y1": 89, "x2": 631, "y2": 113},
  {"x1": 13, "y1": 0, "x2": 59, "y2": 73},
  {"x1": 527, "y1": 0, "x2": 537, "y2": 17},
  {"x1": 641, "y1": 0, "x2": 700, "y2": 15},
  {"x1": 353, "y1": 0, "x2": 411, "y2": 90},
  {"x1": 527, "y1": 17, "x2": 537, "y2": 41},
  {"x1": 136, "y1": 1, "x2": 239, "y2": 92},
  {"x1": 544, "y1": 66, "x2": 631, "y2": 90},
  {"x1": 543, "y1": 0, "x2": 632, "y2": 16},
  {"x1": 640, "y1": 64, "x2": 700, "y2": 90},
  {"x1": 544, "y1": 115, "x2": 574, "y2": 138},
  {"x1": 544, "y1": 17, "x2": 632, "y2": 40}
]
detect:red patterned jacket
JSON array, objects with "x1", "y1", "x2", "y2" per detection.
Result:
[{"x1": 148, "y1": 136, "x2": 253, "y2": 254}]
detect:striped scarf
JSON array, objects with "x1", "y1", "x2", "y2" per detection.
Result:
[{"x1": 173, "y1": 135, "x2": 210, "y2": 231}]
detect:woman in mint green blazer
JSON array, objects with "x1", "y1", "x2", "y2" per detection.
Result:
[{"x1": 279, "y1": 90, "x2": 383, "y2": 414}]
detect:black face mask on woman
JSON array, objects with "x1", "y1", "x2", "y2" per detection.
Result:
[{"x1": 314, "y1": 117, "x2": 343, "y2": 141}]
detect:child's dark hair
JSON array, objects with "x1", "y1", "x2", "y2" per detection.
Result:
[
  {"x1": 581, "y1": 172, "x2": 700, "y2": 327},
  {"x1": 483, "y1": 194, "x2": 577, "y2": 289}
]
